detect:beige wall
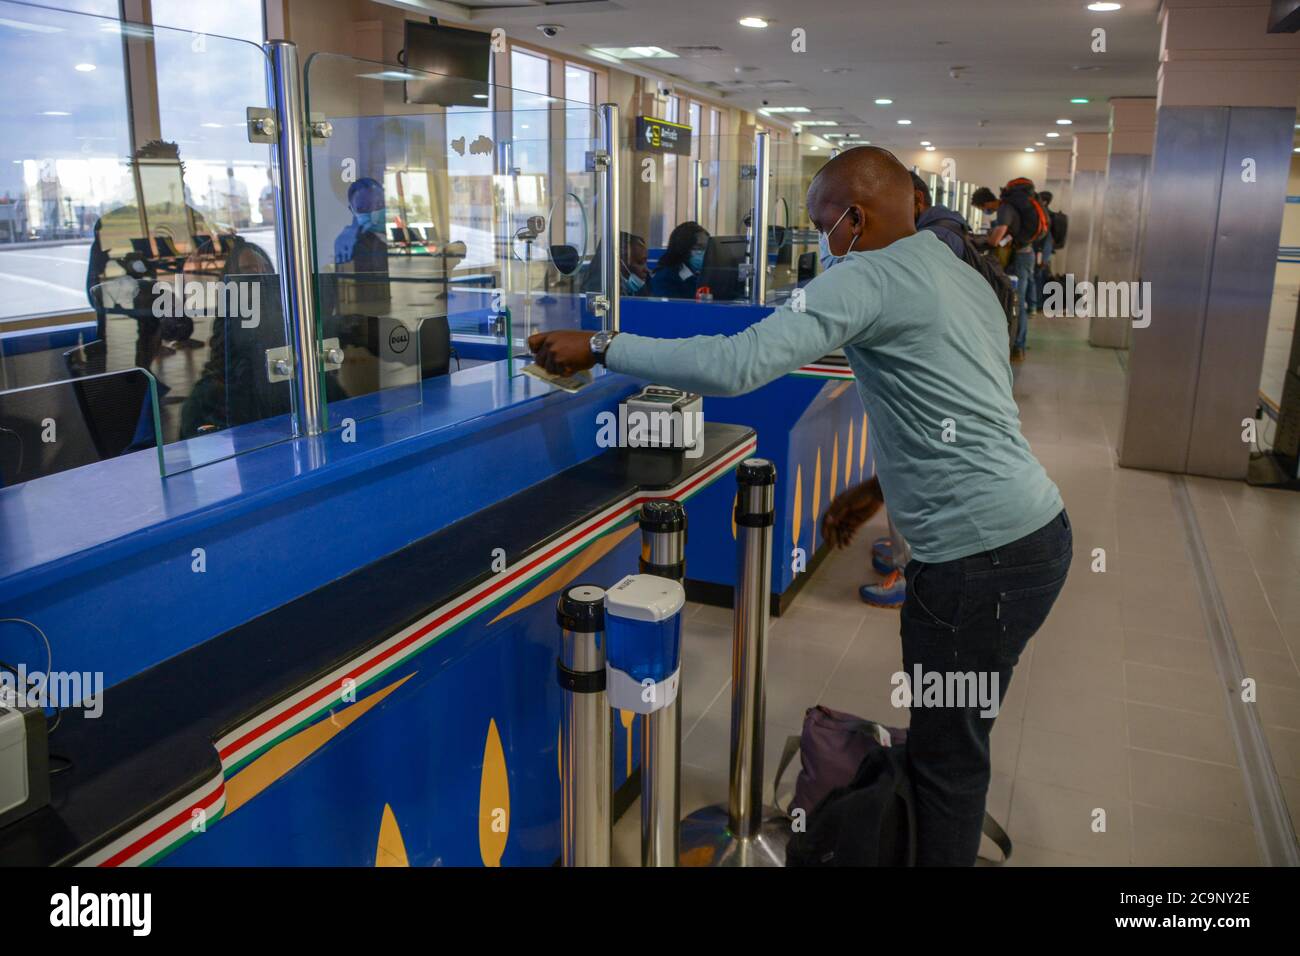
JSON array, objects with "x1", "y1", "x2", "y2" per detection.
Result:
[{"x1": 899, "y1": 147, "x2": 1051, "y2": 195}]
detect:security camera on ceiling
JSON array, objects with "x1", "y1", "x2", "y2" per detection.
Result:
[{"x1": 538, "y1": 24, "x2": 564, "y2": 37}]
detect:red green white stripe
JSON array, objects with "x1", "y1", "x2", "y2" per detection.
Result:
[
  {"x1": 81, "y1": 436, "x2": 756, "y2": 866},
  {"x1": 793, "y1": 363, "x2": 854, "y2": 380}
]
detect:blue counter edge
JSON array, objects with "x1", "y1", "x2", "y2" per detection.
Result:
[{"x1": 0, "y1": 360, "x2": 638, "y2": 599}]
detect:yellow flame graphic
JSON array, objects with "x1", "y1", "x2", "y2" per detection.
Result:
[
  {"x1": 859, "y1": 413, "x2": 868, "y2": 480},
  {"x1": 620, "y1": 709, "x2": 635, "y2": 776},
  {"x1": 845, "y1": 420, "x2": 854, "y2": 489},
  {"x1": 791, "y1": 465, "x2": 803, "y2": 547},
  {"x1": 831, "y1": 434, "x2": 840, "y2": 499},
  {"x1": 375, "y1": 803, "x2": 410, "y2": 867},
  {"x1": 478, "y1": 717, "x2": 510, "y2": 867},
  {"x1": 812, "y1": 450, "x2": 822, "y2": 552}
]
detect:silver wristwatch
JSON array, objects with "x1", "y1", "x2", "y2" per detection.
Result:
[{"x1": 589, "y1": 330, "x2": 618, "y2": 365}]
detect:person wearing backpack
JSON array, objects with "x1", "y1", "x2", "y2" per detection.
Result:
[
  {"x1": 911, "y1": 172, "x2": 970, "y2": 259},
  {"x1": 973, "y1": 180, "x2": 1049, "y2": 362},
  {"x1": 527, "y1": 146, "x2": 1072, "y2": 866},
  {"x1": 1031, "y1": 191, "x2": 1056, "y2": 317},
  {"x1": 916, "y1": 176, "x2": 1017, "y2": 339}
]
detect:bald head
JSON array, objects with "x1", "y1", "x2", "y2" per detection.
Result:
[{"x1": 807, "y1": 146, "x2": 917, "y2": 255}]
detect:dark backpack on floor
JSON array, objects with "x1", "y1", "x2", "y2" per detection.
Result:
[
  {"x1": 786, "y1": 737, "x2": 918, "y2": 866},
  {"x1": 776, "y1": 706, "x2": 1012, "y2": 867},
  {"x1": 926, "y1": 219, "x2": 1018, "y2": 344}
]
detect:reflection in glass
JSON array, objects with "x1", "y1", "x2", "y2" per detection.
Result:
[
  {"x1": 0, "y1": 3, "x2": 292, "y2": 482},
  {"x1": 303, "y1": 50, "x2": 601, "y2": 424}
]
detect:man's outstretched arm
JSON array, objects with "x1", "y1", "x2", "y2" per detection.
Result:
[{"x1": 528, "y1": 261, "x2": 880, "y2": 396}]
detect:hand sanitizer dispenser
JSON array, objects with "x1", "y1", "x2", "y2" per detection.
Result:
[{"x1": 603, "y1": 574, "x2": 685, "y2": 715}]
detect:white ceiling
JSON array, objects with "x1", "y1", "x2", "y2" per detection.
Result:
[{"x1": 381, "y1": 0, "x2": 1163, "y2": 151}]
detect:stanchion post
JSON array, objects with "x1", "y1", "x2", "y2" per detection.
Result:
[
  {"x1": 678, "y1": 458, "x2": 787, "y2": 866},
  {"x1": 638, "y1": 500, "x2": 687, "y2": 867},
  {"x1": 557, "y1": 585, "x2": 611, "y2": 867},
  {"x1": 729, "y1": 459, "x2": 775, "y2": 836}
]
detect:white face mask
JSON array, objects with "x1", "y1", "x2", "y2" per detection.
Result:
[{"x1": 817, "y1": 205, "x2": 857, "y2": 271}]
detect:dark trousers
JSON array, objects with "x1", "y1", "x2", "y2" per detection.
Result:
[{"x1": 901, "y1": 510, "x2": 1072, "y2": 865}]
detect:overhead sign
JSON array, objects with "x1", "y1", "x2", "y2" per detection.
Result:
[{"x1": 636, "y1": 116, "x2": 692, "y2": 156}]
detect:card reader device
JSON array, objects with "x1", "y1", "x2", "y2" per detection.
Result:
[
  {"x1": 620, "y1": 385, "x2": 702, "y2": 451},
  {"x1": 618, "y1": 385, "x2": 704, "y2": 488},
  {"x1": 0, "y1": 703, "x2": 49, "y2": 829}
]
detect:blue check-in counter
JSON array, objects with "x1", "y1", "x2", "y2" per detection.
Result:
[
  {"x1": 620, "y1": 297, "x2": 873, "y2": 614},
  {"x1": 0, "y1": 360, "x2": 755, "y2": 867}
]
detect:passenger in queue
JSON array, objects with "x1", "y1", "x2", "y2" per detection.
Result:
[
  {"x1": 527, "y1": 146, "x2": 1070, "y2": 867},
  {"x1": 973, "y1": 182, "x2": 1036, "y2": 363},
  {"x1": 1031, "y1": 190, "x2": 1055, "y2": 317},
  {"x1": 649, "y1": 221, "x2": 709, "y2": 299},
  {"x1": 911, "y1": 172, "x2": 971, "y2": 260}
]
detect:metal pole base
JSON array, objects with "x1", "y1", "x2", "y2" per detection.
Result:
[{"x1": 677, "y1": 804, "x2": 790, "y2": 867}]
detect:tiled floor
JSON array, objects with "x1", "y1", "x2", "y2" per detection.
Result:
[{"x1": 613, "y1": 314, "x2": 1300, "y2": 866}]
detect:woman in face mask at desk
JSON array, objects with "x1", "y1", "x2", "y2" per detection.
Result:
[{"x1": 649, "y1": 221, "x2": 709, "y2": 300}]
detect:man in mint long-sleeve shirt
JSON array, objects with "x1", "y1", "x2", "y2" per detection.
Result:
[{"x1": 529, "y1": 146, "x2": 1071, "y2": 866}]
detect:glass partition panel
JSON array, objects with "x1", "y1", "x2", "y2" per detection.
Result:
[
  {"x1": 0, "y1": 1, "x2": 294, "y2": 483},
  {"x1": 621, "y1": 129, "x2": 813, "y2": 306},
  {"x1": 0, "y1": 369, "x2": 162, "y2": 485},
  {"x1": 303, "y1": 52, "x2": 601, "y2": 424}
]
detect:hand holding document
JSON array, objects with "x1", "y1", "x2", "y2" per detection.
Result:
[{"x1": 521, "y1": 361, "x2": 593, "y2": 393}]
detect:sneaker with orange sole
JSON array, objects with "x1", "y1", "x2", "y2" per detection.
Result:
[{"x1": 859, "y1": 569, "x2": 907, "y2": 609}]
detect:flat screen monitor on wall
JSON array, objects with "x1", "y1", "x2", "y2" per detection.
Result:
[{"x1": 402, "y1": 20, "x2": 491, "y2": 107}]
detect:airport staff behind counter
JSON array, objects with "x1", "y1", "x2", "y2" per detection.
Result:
[{"x1": 650, "y1": 221, "x2": 709, "y2": 299}]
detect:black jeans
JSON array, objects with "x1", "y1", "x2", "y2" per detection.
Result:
[{"x1": 901, "y1": 510, "x2": 1072, "y2": 865}]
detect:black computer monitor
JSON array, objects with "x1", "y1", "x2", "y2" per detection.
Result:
[
  {"x1": 698, "y1": 235, "x2": 750, "y2": 302},
  {"x1": 797, "y1": 250, "x2": 817, "y2": 283}
]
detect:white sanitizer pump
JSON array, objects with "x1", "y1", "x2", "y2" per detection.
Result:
[{"x1": 603, "y1": 574, "x2": 685, "y2": 715}]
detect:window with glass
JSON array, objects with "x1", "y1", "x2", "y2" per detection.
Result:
[
  {"x1": 564, "y1": 64, "x2": 595, "y2": 251},
  {"x1": 661, "y1": 96, "x2": 679, "y2": 243},
  {"x1": 509, "y1": 50, "x2": 550, "y2": 177},
  {"x1": 0, "y1": 1, "x2": 292, "y2": 483}
]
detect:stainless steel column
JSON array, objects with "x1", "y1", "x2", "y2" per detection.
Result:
[
  {"x1": 637, "y1": 500, "x2": 686, "y2": 867},
  {"x1": 679, "y1": 458, "x2": 787, "y2": 866},
  {"x1": 265, "y1": 41, "x2": 323, "y2": 437},
  {"x1": 749, "y1": 132, "x2": 770, "y2": 305},
  {"x1": 596, "y1": 103, "x2": 621, "y2": 332},
  {"x1": 1118, "y1": 106, "x2": 1293, "y2": 478},
  {"x1": 1064, "y1": 168, "x2": 1103, "y2": 288},
  {"x1": 557, "y1": 585, "x2": 610, "y2": 867},
  {"x1": 1089, "y1": 153, "x2": 1149, "y2": 349},
  {"x1": 692, "y1": 158, "x2": 705, "y2": 224}
]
